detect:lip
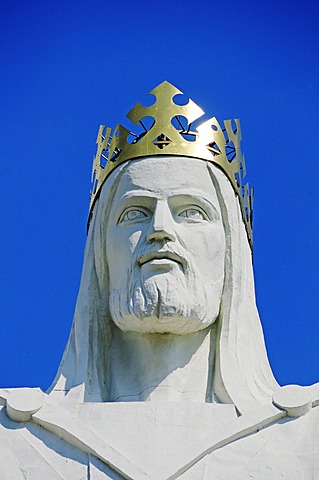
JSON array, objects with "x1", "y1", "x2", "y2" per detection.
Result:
[{"x1": 138, "y1": 251, "x2": 185, "y2": 269}]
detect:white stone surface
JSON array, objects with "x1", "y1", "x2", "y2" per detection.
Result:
[
  {"x1": 0, "y1": 405, "x2": 88, "y2": 480},
  {"x1": 6, "y1": 387, "x2": 45, "y2": 422},
  {"x1": 1, "y1": 156, "x2": 319, "y2": 479},
  {"x1": 106, "y1": 158, "x2": 225, "y2": 336},
  {"x1": 273, "y1": 384, "x2": 313, "y2": 416}
]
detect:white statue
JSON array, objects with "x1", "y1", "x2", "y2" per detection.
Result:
[{"x1": 1, "y1": 82, "x2": 319, "y2": 480}]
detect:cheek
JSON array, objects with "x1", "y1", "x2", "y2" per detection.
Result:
[
  {"x1": 127, "y1": 230, "x2": 143, "y2": 253},
  {"x1": 107, "y1": 229, "x2": 145, "y2": 277},
  {"x1": 107, "y1": 228, "x2": 142, "y2": 255},
  {"x1": 184, "y1": 226, "x2": 225, "y2": 277}
]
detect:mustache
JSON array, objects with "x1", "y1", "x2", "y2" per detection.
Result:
[{"x1": 136, "y1": 244, "x2": 188, "y2": 271}]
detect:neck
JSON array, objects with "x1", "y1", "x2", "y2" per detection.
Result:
[{"x1": 106, "y1": 323, "x2": 216, "y2": 403}]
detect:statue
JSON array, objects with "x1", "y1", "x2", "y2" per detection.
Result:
[{"x1": 1, "y1": 82, "x2": 319, "y2": 479}]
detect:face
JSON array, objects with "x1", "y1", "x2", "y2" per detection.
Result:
[{"x1": 105, "y1": 157, "x2": 225, "y2": 334}]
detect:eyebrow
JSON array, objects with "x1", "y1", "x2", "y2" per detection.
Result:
[
  {"x1": 120, "y1": 190, "x2": 217, "y2": 203},
  {"x1": 116, "y1": 191, "x2": 220, "y2": 217}
]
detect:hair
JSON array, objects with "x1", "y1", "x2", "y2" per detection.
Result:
[{"x1": 47, "y1": 158, "x2": 278, "y2": 414}]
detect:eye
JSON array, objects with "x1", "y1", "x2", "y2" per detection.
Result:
[
  {"x1": 178, "y1": 208, "x2": 206, "y2": 221},
  {"x1": 119, "y1": 209, "x2": 147, "y2": 223}
]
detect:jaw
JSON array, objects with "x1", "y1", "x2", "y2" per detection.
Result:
[
  {"x1": 109, "y1": 265, "x2": 222, "y2": 335},
  {"x1": 113, "y1": 313, "x2": 215, "y2": 335},
  {"x1": 110, "y1": 288, "x2": 218, "y2": 335}
]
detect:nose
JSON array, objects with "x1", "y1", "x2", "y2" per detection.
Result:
[{"x1": 147, "y1": 201, "x2": 176, "y2": 243}]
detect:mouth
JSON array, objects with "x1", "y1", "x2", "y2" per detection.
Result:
[{"x1": 138, "y1": 251, "x2": 185, "y2": 269}]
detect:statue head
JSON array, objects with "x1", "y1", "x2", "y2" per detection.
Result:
[
  {"x1": 48, "y1": 83, "x2": 278, "y2": 414},
  {"x1": 104, "y1": 156, "x2": 225, "y2": 335}
]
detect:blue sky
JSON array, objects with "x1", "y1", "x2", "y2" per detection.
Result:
[{"x1": 1, "y1": 0, "x2": 319, "y2": 391}]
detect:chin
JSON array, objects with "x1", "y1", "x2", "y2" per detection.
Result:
[
  {"x1": 111, "y1": 310, "x2": 218, "y2": 335},
  {"x1": 109, "y1": 270, "x2": 222, "y2": 335},
  {"x1": 109, "y1": 285, "x2": 219, "y2": 335}
]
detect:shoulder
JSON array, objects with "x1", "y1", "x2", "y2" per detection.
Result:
[
  {"x1": 197, "y1": 405, "x2": 319, "y2": 480},
  {"x1": 0, "y1": 405, "x2": 89, "y2": 480}
]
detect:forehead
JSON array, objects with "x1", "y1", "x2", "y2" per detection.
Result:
[{"x1": 113, "y1": 157, "x2": 219, "y2": 202}]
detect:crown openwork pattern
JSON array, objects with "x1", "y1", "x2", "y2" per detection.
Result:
[{"x1": 90, "y1": 81, "x2": 253, "y2": 247}]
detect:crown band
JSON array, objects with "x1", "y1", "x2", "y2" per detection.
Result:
[{"x1": 89, "y1": 81, "x2": 253, "y2": 248}]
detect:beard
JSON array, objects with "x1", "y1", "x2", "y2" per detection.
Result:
[{"x1": 109, "y1": 246, "x2": 222, "y2": 335}]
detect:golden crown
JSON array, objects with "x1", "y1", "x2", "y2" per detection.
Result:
[{"x1": 89, "y1": 81, "x2": 253, "y2": 247}]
